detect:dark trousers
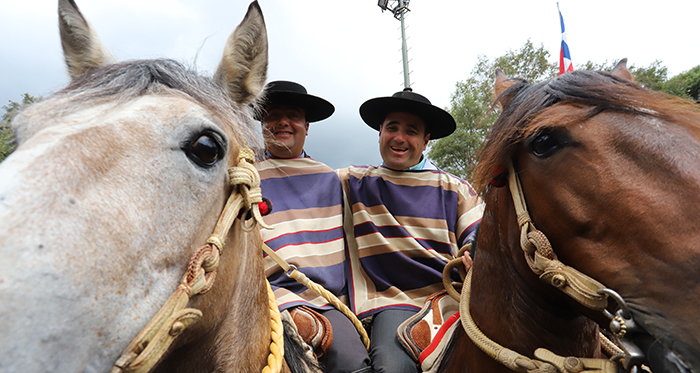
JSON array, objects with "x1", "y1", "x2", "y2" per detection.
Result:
[
  {"x1": 369, "y1": 309, "x2": 420, "y2": 373},
  {"x1": 319, "y1": 308, "x2": 373, "y2": 373}
]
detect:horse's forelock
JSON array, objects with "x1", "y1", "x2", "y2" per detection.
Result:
[
  {"x1": 473, "y1": 70, "x2": 700, "y2": 194},
  {"x1": 473, "y1": 79, "x2": 550, "y2": 193},
  {"x1": 545, "y1": 70, "x2": 700, "y2": 127},
  {"x1": 14, "y1": 59, "x2": 263, "y2": 153}
]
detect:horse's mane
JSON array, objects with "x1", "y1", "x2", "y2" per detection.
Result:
[
  {"x1": 472, "y1": 70, "x2": 700, "y2": 194},
  {"x1": 12, "y1": 59, "x2": 263, "y2": 151}
]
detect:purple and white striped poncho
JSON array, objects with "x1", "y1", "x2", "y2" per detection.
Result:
[
  {"x1": 338, "y1": 163, "x2": 483, "y2": 318},
  {"x1": 258, "y1": 156, "x2": 349, "y2": 311}
]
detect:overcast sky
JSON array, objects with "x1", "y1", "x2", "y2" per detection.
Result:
[{"x1": 1, "y1": 0, "x2": 698, "y2": 169}]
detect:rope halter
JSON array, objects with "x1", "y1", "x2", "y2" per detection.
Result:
[
  {"x1": 453, "y1": 162, "x2": 634, "y2": 373},
  {"x1": 507, "y1": 163, "x2": 608, "y2": 311},
  {"x1": 112, "y1": 147, "x2": 283, "y2": 373}
]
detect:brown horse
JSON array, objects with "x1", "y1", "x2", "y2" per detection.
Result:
[
  {"x1": 438, "y1": 62, "x2": 700, "y2": 373},
  {"x1": 0, "y1": 1, "x2": 317, "y2": 372}
]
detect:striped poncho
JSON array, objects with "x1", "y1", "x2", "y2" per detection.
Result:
[
  {"x1": 338, "y1": 163, "x2": 484, "y2": 318},
  {"x1": 257, "y1": 156, "x2": 348, "y2": 310}
]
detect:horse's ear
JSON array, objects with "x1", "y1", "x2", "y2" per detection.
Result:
[
  {"x1": 494, "y1": 68, "x2": 518, "y2": 106},
  {"x1": 611, "y1": 58, "x2": 634, "y2": 81},
  {"x1": 213, "y1": 1, "x2": 268, "y2": 106},
  {"x1": 58, "y1": 0, "x2": 117, "y2": 80}
]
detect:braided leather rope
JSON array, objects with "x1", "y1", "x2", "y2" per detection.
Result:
[
  {"x1": 447, "y1": 163, "x2": 625, "y2": 373},
  {"x1": 112, "y1": 149, "x2": 284, "y2": 373},
  {"x1": 261, "y1": 243, "x2": 371, "y2": 351}
]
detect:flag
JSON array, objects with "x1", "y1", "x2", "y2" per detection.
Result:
[{"x1": 558, "y1": 3, "x2": 574, "y2": 75}]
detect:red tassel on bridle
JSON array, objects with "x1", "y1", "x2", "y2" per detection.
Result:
[
  {"x1": 246, "y1": 197, "x2": 273, "y2": 220},
  {"x1": 258, "y1": 197, "x2": 272, "y2": 216},
  {"x1": 489, "y1": 165, "x2": 507, "y2": 187}
]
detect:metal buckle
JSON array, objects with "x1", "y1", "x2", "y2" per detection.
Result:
[
  {"x1": 284, "y1": 264, "x2": 298, "y2": 278},
  {"x1": 598, "y1": 288, "x2": 646, "y2": 372}
]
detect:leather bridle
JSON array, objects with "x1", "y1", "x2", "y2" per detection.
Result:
[
  {"x1": 111, "y1": 148, "x2": 284, "y2": 373},
  {"x1": 457, "y1": 162, "x2": 656, "y2": 373}
]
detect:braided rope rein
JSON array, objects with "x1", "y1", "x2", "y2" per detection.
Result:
[
  {"x1": 264, "y1": 278, "x2": 285, "y2": 373},
  {"x1": 262, "y1": 243, "x2": 371, "y2": 351},
  {"x1": 459, "y1": 269, "x2": 618, "y2": 373},
  {"x1": 112, "y1": 149, "x2": 283, "y2": 373}
]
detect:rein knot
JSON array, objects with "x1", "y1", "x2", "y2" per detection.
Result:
[
  {"x1": 527, "y1": 230, "x2": 554, "y2": 259},
  {"x1": 517, "y1": 211, "x2": 532, "y2": 228},
  {"x1": 229, "y1": 156, "x2": 271, "y2": 230},
  {"x1": 207, "y1": 235, "x2": 224, "y2": 255},
  {"x1": 201, "y1": 247, "x2": 220, "y2": 273},
  {"x1": 177, "y1": 283, "x2": 193, "y2": 297}
]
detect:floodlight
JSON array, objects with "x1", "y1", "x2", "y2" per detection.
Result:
[{"x1": 377, "y1": 0, "x2": 413, "y2": 89}]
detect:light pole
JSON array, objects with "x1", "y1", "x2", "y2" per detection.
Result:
[{"x1": 378, "y1": 0, "x2": 412, "y2": 89}]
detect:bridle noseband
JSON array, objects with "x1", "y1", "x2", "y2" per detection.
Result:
[{"x1": 457, "y1": 162, "x2": 656, "y2": 373}]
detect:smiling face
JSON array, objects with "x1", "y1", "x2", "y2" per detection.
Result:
[
  {"x1": 378, "y1": 111, "x2": 430, "y2": 170},
  {"x1": 262, "y1": 104, "x2": 309, "y2": 158}
]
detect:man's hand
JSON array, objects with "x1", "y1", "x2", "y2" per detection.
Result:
[{"x1": 461, "y1": 252, "x2": 473, "y2": 272}]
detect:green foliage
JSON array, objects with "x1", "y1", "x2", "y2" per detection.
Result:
[
  {"x1": 663, "y1": 65, "x2": 700, "y2": 101},
  {"x1": 580, "y1": 59, "x2": 668, "y2": 91},
  {"x1": 428, "y1": 40, "x2": 556, "y2": 180},
  {"x1": 580, "y1": 60, "x2": 700, "y2": 102},
  {"x1": 630, "y1": 60, "x2": 668, "y2": 91},
  {"x1": 1, "y1": 93, "x2": 39, "y2": 162},
  {"x1": 579, "y1": 60, "x2": 618, "y2": 72},
  {"x1": 0, "y1": 126, "x2": 15, "y2": 162},
  {"x1": 432, "y1": 42, "x2": 699, "y2": 183},
  {"x1": 427, "y1": 78, "x2": 493, "y2": 178}
]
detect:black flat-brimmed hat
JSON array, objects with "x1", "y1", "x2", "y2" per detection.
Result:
[
  {"x1": 359, "y1": 88, "x2": 456, "y2": 139},
  {"x1": 258, "y1": 80, "x2": 335, "y2": 122}
]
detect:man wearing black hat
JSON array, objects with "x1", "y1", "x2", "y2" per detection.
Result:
[
  {"x1": 338, "y1": 89, "x2": 484, "y2": 373},
  {"x1": 257, "y1": 81, "x2": 371, "y2": 373}
]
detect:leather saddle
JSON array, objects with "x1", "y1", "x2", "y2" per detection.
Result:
[
  {"x1": 288, "y1": 305, "x2": 334, "y2": 359},
  {"x1": 397, "y1": 290, "x2": 461, "y2": 372}
]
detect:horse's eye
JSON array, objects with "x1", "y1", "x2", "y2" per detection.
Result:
[
  {"x1": 187, "y1": 135, "x2": 221, "y2": 167},
  {"x1": 529, "y1": 129, "x2": 568, "y2": 158}
]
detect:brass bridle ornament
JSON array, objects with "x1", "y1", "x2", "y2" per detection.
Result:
[
  {"x1": 454, "y1": 163, "x2": 649, "y2": 373},
  {"x1": 111, "y1": 148, "x2": 284, "y2": 373}
]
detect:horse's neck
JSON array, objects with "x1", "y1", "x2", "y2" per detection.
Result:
[
  {"x1": 441, "y1": 192, "x2": 600, "y2": 373},
  {"x1": 155, "y1": 222, "x2": 271, "y2": 373}
]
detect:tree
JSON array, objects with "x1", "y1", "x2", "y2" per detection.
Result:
[
  {"x1": 430, "y1": 41, "x2": 698, "y2": 182},
  {"x1": 663, "y1": 65, "x2": 700, "y2": 102},
  {"x1": 630, "y1": 60, "x2": 668, "y2": 91},
  {"x1": 1, "y1": 93, "x2": 39, "y2": 162},
  {"x1": 581, "y1": 60, "x2": 699, "y2": 101},
  {"x1": 579, "y1": 60, "x2": 618, "y2": 72},
  {"x1": 580, "y1": 59, "x2": 669, "y2": 91},
  {"x1": 428, "y1": 40, "x2": 556, "y2": 180}
]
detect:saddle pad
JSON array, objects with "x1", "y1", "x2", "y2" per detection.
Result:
[
  {"x1": 419, "y1": 312, "x2": 460, "y2": 372},
  {"x1": 288, "y1": 305, "x2": 333, "y2": 359},
  {"x1": 397, "y1": 290, "x2": 459, "y2": 364}
]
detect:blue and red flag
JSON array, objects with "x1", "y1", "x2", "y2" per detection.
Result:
[{"x1": 557, "y1": 3, "x2": 574, "y2": 75}]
